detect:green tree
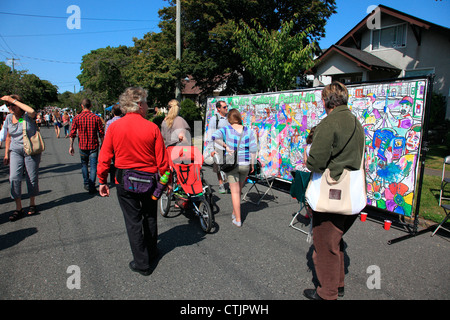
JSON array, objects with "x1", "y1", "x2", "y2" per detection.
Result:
[
  {"x1": 127, "y1": 30, "x2": 181, "y2": 108},
  {"x1": 74, "y1": 0, "x2": 336, "y2": 102},
  {"x1": 57, "y1": 91, "x2": 82, "y2": 110},
  {"x1": 233, "y1": 17, "x2": 316, "y2": 91},
  {"x1": 160, "y1": 0, "x2": 336, "y2": 95},
  {"x1": 0, "y1": 62, "x2": 21, "y2": 98},
  {"x1": 21, "y1": 74, "x2": 58, "y2": 108},
  {"x1": 78, "y1": 46, "x2": 132, "y2": 106},
  {"x1": 0, "y1": 62, "x2": 58, "y2": 109},
  {"x1": 180, "y1": 98, "x2": 202, "y2": 129}
]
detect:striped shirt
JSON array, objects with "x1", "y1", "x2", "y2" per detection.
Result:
[{"x1": 212, "y1": 125, "x2": 257, "y2": 165}]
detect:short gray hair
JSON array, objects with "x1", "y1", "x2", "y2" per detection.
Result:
[{"x1": 119, "y1": 87, "x2": 147, "y2": 114}]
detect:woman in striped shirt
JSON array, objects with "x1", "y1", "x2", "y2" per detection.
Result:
[{"x1": 212, "y1": 109, "x2": 257, "y2": 227}]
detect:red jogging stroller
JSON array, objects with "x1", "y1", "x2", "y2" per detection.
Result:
[{"x1": 158, "y1": 145, "x2": 214, "y2": 233}]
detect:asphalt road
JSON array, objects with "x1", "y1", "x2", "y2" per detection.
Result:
[{"x1": 0, "y1": 125, "x2": 449, "y2": 304}]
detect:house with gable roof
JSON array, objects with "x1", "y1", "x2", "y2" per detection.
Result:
[{"x1": 308, "y1": 4, "x2": 450, "y2": 118}]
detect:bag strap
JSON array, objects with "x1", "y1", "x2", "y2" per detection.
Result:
[
  {"x1": 360, "y1": 138, "x2": 365, "y2": 169},
  {"x1": 22, "y1": 114, "x2": 28, "y2": 136}
]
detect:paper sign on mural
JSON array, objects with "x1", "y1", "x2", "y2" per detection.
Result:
[{"x1": 204, "y1": 78, "x2": 429, "y2": 217}]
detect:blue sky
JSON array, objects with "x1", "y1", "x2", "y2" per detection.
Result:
[{"x1": 1, "y1": 0, "x2": 449, "y2": 96}]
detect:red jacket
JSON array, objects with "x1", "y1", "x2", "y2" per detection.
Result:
[{"x1": 97, "y1": 113, "x2": 170, "y2": 184}]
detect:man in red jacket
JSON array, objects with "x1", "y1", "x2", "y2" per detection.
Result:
[
  {"x1": 69, "y1": 99, "x2": 104, "y2": 193},
  {"x1": 97, "y1": 87, "x2": 169, "y2": 276}
]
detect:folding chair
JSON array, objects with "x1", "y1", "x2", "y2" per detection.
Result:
[
  {"x1": 438, "y1": 155, "x2": 450, "y2": 206},
  {"x1": 289, "y1": 170, "x2": 312, "y2": 237},
  {"x1": 431, "y1": 204, "x2": 450, "y2": 237},
  {"x1": 242, "y1": 160, "x2": 277, "y2": 205}
]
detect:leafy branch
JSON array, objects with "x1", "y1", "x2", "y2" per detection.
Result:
[{"x1": 233, "y1": 16, "x2": 316, "y2": 91}]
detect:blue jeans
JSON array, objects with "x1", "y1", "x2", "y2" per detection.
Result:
[{"x1": 79, "y1": 149, "x2": 98, "y2": 189}]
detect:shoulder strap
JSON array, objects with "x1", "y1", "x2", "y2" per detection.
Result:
[{"x1": 22, "y1": 114, "x2": 27, "y2": 134}]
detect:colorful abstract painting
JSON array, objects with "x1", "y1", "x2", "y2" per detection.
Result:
[{"x1": 204, "y1": 78, "x2": 429, "y2": 216}]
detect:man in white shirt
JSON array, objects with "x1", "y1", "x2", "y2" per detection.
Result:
[{"x1": 209, "y1": 101, "x2": 230, "y2": 193}]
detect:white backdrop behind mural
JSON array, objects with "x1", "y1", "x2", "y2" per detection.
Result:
[{"x1": 204, "y1": 78, "x2": 429, "y2": 217}]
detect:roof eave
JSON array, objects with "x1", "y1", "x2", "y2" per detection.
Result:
[{"x1": 336, "y1": 5, "x2": 433, "y2": 46}]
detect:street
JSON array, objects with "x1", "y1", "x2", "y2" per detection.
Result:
[{"x1": 0, "y1": 125, "x2": 449, "y2": 302}]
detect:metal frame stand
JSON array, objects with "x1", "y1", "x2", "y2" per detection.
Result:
[{"x1": 388, "y1": 75, "x2": 434, "y2": 245}]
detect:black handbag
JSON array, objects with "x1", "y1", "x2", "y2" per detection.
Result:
[{"x1": 220, "y1": 128, "x2": 244, "y2": 173}]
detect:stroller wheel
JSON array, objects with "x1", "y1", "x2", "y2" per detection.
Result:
[
  {"x1": 202, "y1": 183, "x2": 213, "y2": 207},
  {"x1": 159, "y1": 190, "x2": 172, "y2": 217},
  {"x1": 197, "y1": 199, "x2": 213, "y2": 233}
]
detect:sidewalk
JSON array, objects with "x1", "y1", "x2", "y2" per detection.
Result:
[{"x1": 425, "y1": 167, "x2": 449, "y2": 178}]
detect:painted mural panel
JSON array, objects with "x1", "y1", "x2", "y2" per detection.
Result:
[{"x1": 204, "y1": 78, "x2": 429, "y2": 216}]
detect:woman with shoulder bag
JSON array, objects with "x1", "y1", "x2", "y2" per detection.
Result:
[
  {"x1": 212, "y1": 109, "x2": 257, "y2": 227},
  {"x1": 2, "y1": 95, "x2": 41, "y2": 221},
  {"x1": 303, "y1": 82, "x2": 365, "y2": 300}
]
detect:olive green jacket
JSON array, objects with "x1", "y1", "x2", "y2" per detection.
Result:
[{"x1": 306, "y1": 105, "x2": 365, "y2": 180}]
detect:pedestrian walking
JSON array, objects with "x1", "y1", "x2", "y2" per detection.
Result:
[
  {"x1": 97, "y1": 87, "x2": 170, "y2": 276},
  {"x1": 104, "y1": 103, "x2": 123, "y2": 186},
  {"x1": 303, "y1": 81, "x2": 365, "y2": 300},
  {"x1": 62, "y1": 111, "x2": 70, "y2": 138},
  {"x1": 212, "y1": 108, "x2": 257, "y2": 227},
  {"x1": 52, "y1": 109, "x2": 61, "y2": 138},
  {"x1": 1, "y1": 95, "x2": 41, "y2": 221},
  {"x1": 44, "y1": 112, "x2": 50, "y2": 127},
  {"x1": 160, "y1": 99, "x2": 191, "y2": 147},
  {"x1": 206, "y1": 100, "x2": 230, "y2": 194},
  {"x1": 69, "y1": 98, "x2": 105, "y2": 194}
]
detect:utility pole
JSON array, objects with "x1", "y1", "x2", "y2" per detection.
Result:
[
  {"x1": 175, "y1": 0, "x2": 181, "y2": 101},
  {"x1": 9, "y1": 57, "x2": 19, "y2": 72}
]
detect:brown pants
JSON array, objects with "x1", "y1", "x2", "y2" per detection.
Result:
[{"x1": 312, "y1": 211, "x2": 357, "y2": 300}]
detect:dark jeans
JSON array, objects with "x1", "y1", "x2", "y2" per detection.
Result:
[
  {"x1": 311, "y1": 211, "x2": 358, "y2": 300},
  {"x1": 116, "y1": 183, "x2": 158, "y2": 270},
  {"x1": 79, "y1": 149, "x2": 98, "y2": 189}
]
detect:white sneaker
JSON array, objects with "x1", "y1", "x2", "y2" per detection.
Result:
[
  {"x1": 232, "y1": 219, "x2": 242, "y2": 227},
  {"x1": 218, "y1": 184, "x2": 226, "y2": 194}
]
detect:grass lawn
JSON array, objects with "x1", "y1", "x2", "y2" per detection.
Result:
[
  {"x1": 420, "y1": 144, "x2": 450, "y2": 224},
  {"x1": 418, "y1": 175, "x2": 447, "y2": 222}
]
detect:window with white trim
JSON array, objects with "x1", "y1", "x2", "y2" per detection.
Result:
[{"x1": 372, "y1": 23, "x2": 407, "y2": 50}]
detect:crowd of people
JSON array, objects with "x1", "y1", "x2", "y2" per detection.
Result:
[{"x1": 1, "y1": 82, "x2": 365, "y2": 299}]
